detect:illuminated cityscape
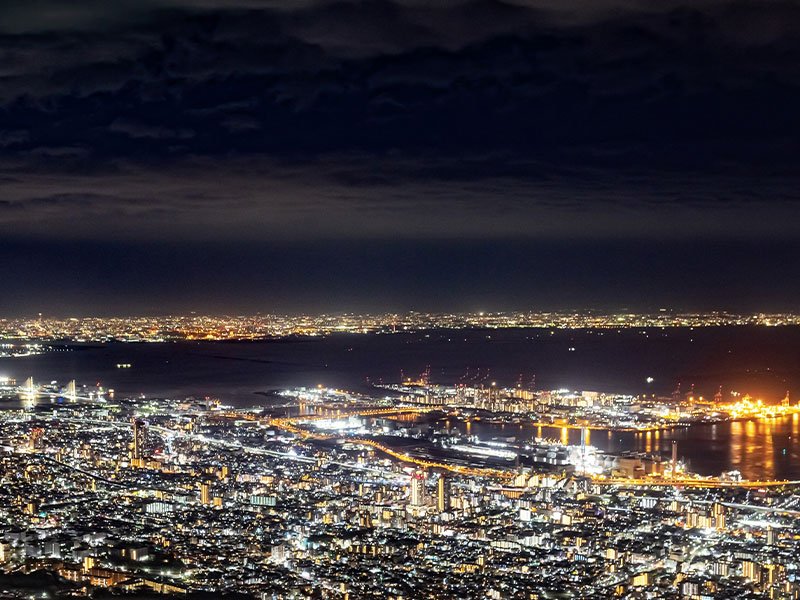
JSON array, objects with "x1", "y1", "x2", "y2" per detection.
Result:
[
  {"x1": 1, "y1": 311, "x2": 799, "y2": 343},
  {"x1": 2, "y1": 0, "x2": 799, "y2": 597},
  {"x1": 2, "y1": 374, "x2": 800, "y2": 598}
]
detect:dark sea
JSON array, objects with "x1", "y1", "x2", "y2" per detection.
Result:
[{"x1": 2, "y1": 327, "x2": 800, "y2": 480}]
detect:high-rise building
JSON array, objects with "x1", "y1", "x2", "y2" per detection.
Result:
[
  {"x1": 742, "y1": 560, "x2": 760, "y2": 582},
  {"x1": 437, "y1": 476, "x2": 451, "y2": 512},
  {"x1": 713, "y1": 502, "x2": 726, "y2": 529},
  {"x1": 712, "y1": 561, "x2": 729, "y2": 577},
  {"x1": 132, "y1": 419, "x2": 146, "y2": 465},
  {"x1": 29, "y1": 428, "x2": 43, "y2": 451},
  {"x1": 410, "y1": 472, "x2": 424, "y2": 506},
  {"x1": 0, "y1": 542, "x2": 12, "y2": 563},
  {"x1": 200, "y1": 482, "x2": 211, "y2": 505},
  {"x1": 767, "y1": 526, "x2": 777, "y2": 546},
  {"x1": 671, "y1": 440, "x2": 678, "y2": 478},
  {"x1": 271, "y1": 543, "x2": 287, "y2": 563}
]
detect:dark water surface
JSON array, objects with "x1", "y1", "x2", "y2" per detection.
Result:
[
  {"x1": 439, "y1": 415, "x2": 800, "y2": 481},
  {"x1": 2, "y1": 327, "x2": 800, "y2": 479}
]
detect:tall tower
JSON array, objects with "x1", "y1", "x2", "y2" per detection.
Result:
[
  {"x1": 65, "y1": 380, "x2": 77, "y2": 401},
  {"x1": 671, "y1": 440, "x2": 678, "y2": 479},
  {"x1": 22, "y1": 377, "x2": 38, "y2": 408},
  {"x1": 580, "y1": 427, "x2": 588, "y2": 473},
  {"x1": 132, "y1": 420, "x2": 146, "y2": 465},
  {"x1": 410, "y1": 472, "x2": 424, "y2": 506},
  {"x1": 437, "y1": 476, "x2": 451, "y2": 512}
]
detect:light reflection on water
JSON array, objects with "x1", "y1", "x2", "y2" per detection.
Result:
[
  {"x1": 266, "y1": 406, "x2": 800, "y2": 480},
  {"x1": 438, "y1": 415, "x2": 800, "y2": 480},
  {"x1": 3, "y1": 331, "x2": 800, "y2": 479}
]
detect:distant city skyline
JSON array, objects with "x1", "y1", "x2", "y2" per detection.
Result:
[{"x1": 2, "y1": 309, "x2": 799, "y2": 343}]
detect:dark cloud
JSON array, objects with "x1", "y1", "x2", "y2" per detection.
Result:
[
  {"x1": 3, "y1": 2, "x2": 799, "y2": 151},
  {"x1": 108, "y1": 118, "x2": 195, "y2": 140},
  {"x1": 0, "y1": 0, "x2": 798, "y2": 311},
  {"x1": 0, "y1": 155, "x2": 796, "y2": 242}
]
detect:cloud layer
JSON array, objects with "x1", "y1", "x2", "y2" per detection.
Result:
[{"x1": 0, "y1": 0, "x2": 798, "y2": 240}]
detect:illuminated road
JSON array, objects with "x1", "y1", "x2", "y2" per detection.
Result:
[
  {"x1": 51, "y1": 416, "x2": 401, "y2": 482},
  {"x1": 23, "y1": 402, "x2": 800, "y2": 490},
  {"x1": 265, "y1": 409, "x2": 516, "y2": 479},
  {"x1": 692, "y1": 499, "x2": 800, "y2": 517},
  {"x1": 263, "y1": 408, "x2": 800, "y2": 488}
]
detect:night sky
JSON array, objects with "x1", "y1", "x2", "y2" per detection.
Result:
[{"x1": 1, "y1": 0, "x2": 799, "y2": 315}]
